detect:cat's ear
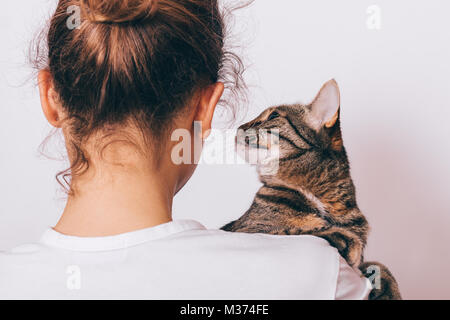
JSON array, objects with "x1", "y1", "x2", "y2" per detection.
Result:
[{"x1": 309, "y1": 79, "x2": 340, "y2": 130}]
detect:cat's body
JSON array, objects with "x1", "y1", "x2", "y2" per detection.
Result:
[{"x1": 222, "y1": 80, "x2": 401, "y2": 300}]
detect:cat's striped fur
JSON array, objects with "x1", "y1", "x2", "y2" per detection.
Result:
[{"x1": 222, "y1": 80, "x2": 401, "y2": 300}]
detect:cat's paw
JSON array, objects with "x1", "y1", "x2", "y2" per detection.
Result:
[{"x1": 360, "y1": 261, "x2": 402, "y2": 300}]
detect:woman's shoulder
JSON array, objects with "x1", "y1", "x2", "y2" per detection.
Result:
[
  {"x1": 0, "y1": 227, "x2": 370, "y2": 299},
  {"x1": 175, "y1": 229, "x2": 371, "y2": 300},
  {"x1": 0, "y1": 243, "x2": 54, "y2": 268},
  {"x1": 167, "y1": 228, "x2": 341, "y2": 266},
  {"x1": 174, "y1": 228, "x2": 336, "y2": 251}
]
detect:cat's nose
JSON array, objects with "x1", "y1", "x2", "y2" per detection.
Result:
[{"x1": 239, "y1": 120, "x2": 260, "y2": 131}]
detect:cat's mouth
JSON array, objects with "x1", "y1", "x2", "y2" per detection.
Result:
[
  {"x1": 234, "y1": 130, "x2": 280, "y2": 175},
  {"x1": 235, "y1": 134, "x2": 271, "y2": 151}
]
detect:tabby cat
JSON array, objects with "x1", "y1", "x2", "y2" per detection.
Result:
[{"x1": 222, "y1": 80, "x2": 401, "y2": 300}]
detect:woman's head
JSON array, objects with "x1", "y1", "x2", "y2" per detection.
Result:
[{"x1": 35, "y1": 0, "x2": 246, "y2": 192}]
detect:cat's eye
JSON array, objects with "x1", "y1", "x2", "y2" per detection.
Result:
[{"x1": 267, "y1": 111, "x2": 280, "y2": 121}]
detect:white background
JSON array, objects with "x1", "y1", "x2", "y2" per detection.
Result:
[{"x1": 1, "y1": 0, "x2": 449, "y2": 299}]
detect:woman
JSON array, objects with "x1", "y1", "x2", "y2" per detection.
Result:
[{"x1": 0, "y1": 0, "x2": 371, "y2": 299}]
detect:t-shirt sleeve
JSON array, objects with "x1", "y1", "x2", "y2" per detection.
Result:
[{"x1": 335, "y1": 255, "x2": 373, "y2": 300}]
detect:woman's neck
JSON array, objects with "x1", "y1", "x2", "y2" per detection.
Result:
[{"x1": 54, "y1": 161, "x2": 175, "y2": 237}]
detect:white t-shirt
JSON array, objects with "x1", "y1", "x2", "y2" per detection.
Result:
[{"x1": 0, "y1": 219, "x2": 372, "y2": 300}]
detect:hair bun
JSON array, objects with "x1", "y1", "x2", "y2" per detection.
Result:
[{"x1": 80, "y1": 0, "x2": 158, "y2": 23}]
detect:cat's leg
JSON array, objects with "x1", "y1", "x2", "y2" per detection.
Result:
[
  {"x1": 359, "y1": 261, "x2": 402, "y2": 300},
  {"x1": 221, "y1": 220, "x2": 237, "y2": 231},
  {"x1": 315, "y1": 227, "x2": 365, "y2": 268}
]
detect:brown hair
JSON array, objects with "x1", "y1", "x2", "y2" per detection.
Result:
[{"x1": 33, "y1": 0, "x2": 247, "y2": 191}]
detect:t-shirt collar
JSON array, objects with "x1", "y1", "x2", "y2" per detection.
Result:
[{"x1": 39, "y1": 219, "x2": 206, "y2": 252}]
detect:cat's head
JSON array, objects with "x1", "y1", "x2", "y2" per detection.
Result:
[{"x1": 236, "y1": 79, "x2": 353, "y2": 197}]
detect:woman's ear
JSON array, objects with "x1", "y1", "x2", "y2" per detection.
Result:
[
  {"x1": 194, "y1": 82, "x2": 224, "y2": 139},
  {"x1": 38, "y1": 70, "x2": 64, "y2": 128}
]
